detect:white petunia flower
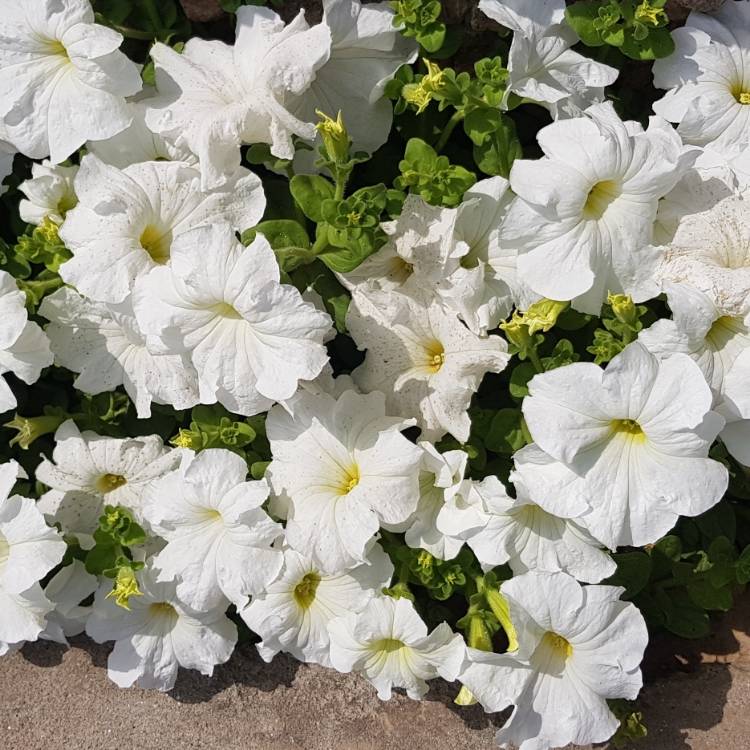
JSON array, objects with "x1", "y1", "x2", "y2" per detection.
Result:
[
  {"x1": 400, "y1": 442, "x2": 468, "y2": 560},
  {"x1": 146, "y1": 7, "x2": 330, "y2": 189},
  {"x1": 437, "y1": 474, "x2": 615, "y2": 583},
  {"x1": 266, "y1": 389, "x2": 422, "y2": 574},
  {"x1": 0, "y1": 270, "x2": 53, "y2": 413},
  {"x1": 0, "y1": 0, "x2": 141, "y2": 163},
  {"x1": 0, "y1": 128, "x2": 15, "y2": 194},
  {"x1": 241, "y1": 542, "x2": 393, "y2": 667},
  {"x1": 0, "y1": 460, "x2": 65, "y2": 654},
  {"x1": 479, "y1": 0, "x2": 618, "y2": 118},
  {"x1": 639, "y1": 282, "x2": 750, "y2": 394},
  {"x1": 59, "y1": 154, "x2": 265, "y2": 303},
  {"x1": 39, "y1": 287, "x2": 200, "y2": 418},
  {"x1": 502, "y1": 101, "x2": 693, "y2": 313},
  {"x1": 655, "y1": 192, "x2": 750, "y2": 315},
  {"x1": 134, "y1": 224, "x2": 331, "y2": 416},
  {"x1": 18, "y1": 160, "x2": 78, "y2": 225},
  {"x1": 143, "y1": 449, "x2": 283, "y2": 611},
  {"x1": 87, "y1": 89, "x2": 197, "y2": 168},
  {"x1": 341, "y1": 179, "x2": 529, "y2": 336},
  {"x1": 86, "y1": 564, "x2": 237, "y2": 691},
  {"x1": 347, "y1": 287, "x2": 509, "y2": 441},
  {"x1": 460, "y1": 571, "x2": 648, "y2": 750},
  {"x1": 36, "y1": 420, "x2": 181, "y2": 545},
  {"x1": 328, "y1": 595, "x2": 466, "y2": 700},
  {"x1": 515, "y1": 342, "x2": 728, "y2": 549},
  {"x1": 653, "y1": 1, "x2": 750, "y2": 159},
  {"x1": 41, "y1": 559, "x2": 98, "y2": 645},
  {"x1": 292, "y1": 0, "x2": 417, "y2": 156}
]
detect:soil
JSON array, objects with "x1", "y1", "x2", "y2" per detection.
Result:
[{"x1": 1, "y1": 596, "x2": 748, "y2": 750}]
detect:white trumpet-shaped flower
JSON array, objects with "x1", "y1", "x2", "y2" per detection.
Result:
[
  {"x1": 143, "y1": 449, "x2": 283, "y2": 611},
  {"x1": 59, "y1": 154, "x2": 265, "y2": 303},
  {"x1": 0, "y1": 0, "x2": 141, "y2": 162},
  {"x1": 479, "y1": 0, "x2": 618, "y2": 118},
  {"x1": 0, "y1": 270, "x2": 53, "y2": 413},
  {"x1": 18, "y1": 160, "x2": 78, "y2": 225},
  {"x1": 241, "y1": 543, "x2": 393, "y2": 667},
  {"x1": 86, "y1": 565, "x2": 237, "y2": 691},
  {"x1": 36, "y1": 420, "x2": 181, "y2": 545},
  {"x1": 515, "y1": 342, "x2": 728, "y2": 549},
  {"x1": 347, "y1": 287, "x2": 509, "y2": 442},
  {"x1": 653, "y1": 2, "x2": 750, "y2": 159},
  {"x1": 133, "y1": 224, "x2": 331, "y2": 416},
  {"x1": 328, "y1": 595, "x2": 466, "y2": 700},
  {"x1": 437, "y1": 474, "x2": 615, "y2": 583},
  {"x1": 146, "y1": 6, "x2": 330, "y2": 189},
  {"x1": 41, "y1": 560, "x2": 98, "y2": 645},
  {"x1": 40, "y1": 287, "x2": 200, "y2": 419},
  {"x1": 460, "y1": 572, "x2": 648, "y2": 750},
  {"x1": 266, "y1": 389, "x2": 422, "y2": 574},
  {"x1": 502, "y1": 101, "x2": 692, "y2": 313}
]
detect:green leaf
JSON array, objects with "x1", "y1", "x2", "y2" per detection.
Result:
[
  {"x1": 509, "y1": 362, "x2": 537, "y2": 400},
  {"x1": 289, "y1": 175, "x2": 335, "y2": 223},
  {"x1": 736, "y1": 545, "x2": 750, "y2": 585},
  {"x1": 605, "y1": 551, "x2": 652, "y2": 597},
  {"x1": 565, "y1": 1, "x2": 606, "y2": 46},
  {"x1": 687, "y1": 579, "x2": 733, "y2": 611},
  {"x1": 291, "y1": 260, "x2": 350, "y2": 333},
  {"x1": 484, "y1": 408, "x2": 527, "y2": 455},
  {"x1": 654, "y1": 535, "x2": 682, "y2": 561},
  {"x1": 243, "y1": 220, "x2": 315, "y2": 272},
  {"x1": 470, "y1": 111, "x2": 522, "y2": 178},
  {"x1": 656, "y1": 589, "x2": 711, "y2": 639},
  {"x1": 621, "y1": 26, "x2": 675, "y2": 60}
]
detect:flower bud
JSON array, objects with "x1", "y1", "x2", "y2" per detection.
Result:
[{"x1": 315, "y1": 110, "x2": 350, "y2": 165}]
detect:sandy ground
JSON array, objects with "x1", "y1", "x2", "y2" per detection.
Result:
[{"x1": 1, "y1": 598, "x2": 749, "y2": 750}]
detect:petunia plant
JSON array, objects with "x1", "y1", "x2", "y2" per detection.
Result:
[{"x1": 1, "y1": 1, "x2": 750, "y2": 749}]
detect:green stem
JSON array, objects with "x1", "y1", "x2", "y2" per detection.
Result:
[
  {"x1": 141, "y1": 0, "x2": 163, "y2": 35},
  {"x1": 527, "y1": 347, "x2": 544, "y2": 374},
  {"x1": 435, "y1": 110, "x2": 465, "y2": 153}
]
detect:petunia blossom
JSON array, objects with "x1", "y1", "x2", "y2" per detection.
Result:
[
  {"x1": 18, "y1": 160, "x2": 78, "y2": 225},
  {"x1": 0, "y1": 0, "x2": 141, "y2": 162}
]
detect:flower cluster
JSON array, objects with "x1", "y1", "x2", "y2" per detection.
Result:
[{"x1": 1, "y1": 1, "x2": 750, "y2": 749}]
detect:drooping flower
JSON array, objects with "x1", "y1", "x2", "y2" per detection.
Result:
[
  {"x1": 0, "y1": 0, "x2": 141, "y2": 162},
  {"x1": 0, "y1": 460, "x2": 66, "y2": 654},
  {"x1": 241, "y1": 543, "x2": 393, "y2": 667},
  {"x1": 291, "y1": 0, "x2": 417, "y2": 157},
  {"x1": 39, "y1": 287, "x2": 200, "y2": 418},
  {"x1": 142, "y1": 449, "x2": 283, "y2": 610},
  {"x1": 478, "y1": 0, "x2": 618, "y2": 118},
  {"x1": 146, "y1": 6, "x2": 331, "y2": 189},
  {"x1": 87, "y1": 89, "x2": 197, "y2": 168},
  {"x1": 437, "y1": 474, "x2": 615, "y2": 583},
  {"x1": 639, "y1": 282, "x2": 750, "y2": 394},
  {"x1": 86, "y1": 564, "x2": 237, "y2": 691},
  {"x1": 59, "y1": 154, "x2": 265, "y2": 303},
  {"x1": 655, "y1": 192, "x2": 750, "y2": 315},
  {"x1": 36, "y1": 420, "x2": 181, "y2": 545},
  {"x1": 515, "y1": 342, "x2": 728, "y2": 549},
  {"x1": 133, "y1": 224, "x2": 331, "y2": 416},
  {"x1": 502, "y1": 102, "x2": 692, "y2": 313},
  {"x1": 18, "y1": 161, "x2": 78, "y2": 226},
  {"x1": 347, "y1": 287, "x2": 509, "y2": 441},
  {"x1": 266, "y1": 389, "x2": 422, "y2": 574},
  {"x1": 328, "y1": 595, "x2": 466, "y2": 700},
  {"x1": 400, "y1": 442, "x2": 468, "y2": 561},
  {"x1": 0, "y1": 270, "x2": 53, "y2": 413},
  {"x1": 653, "y1": 1, "x2": 750, "y2": 159},
  {"x1": 460, "y1": 571, "x2": 648, "y2": 750}
]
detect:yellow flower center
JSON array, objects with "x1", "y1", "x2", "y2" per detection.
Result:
[
  {"x1": 738, "y1": 92, "x2": 750, "y2": 105},
  {"x1": 139, "y1": 224, "x2": 172, "y2": 264},
  {"x1": 542, "y1": 631, "x2": 573, "y2": 660},
  {"x1": 149, "y1": 602, "x2": 178, "y2": 619},
  {"x1": 374, "y1": 637, "x2": 406, "y2": 654},
  {"x1": 337, "y1": 464, "x2": 360, "y2": 496},
  {"x1": 582, "y1": 180, "x2": 620, "y2": 220},
  {"x1": 706, "y1": 315, "x2": 743, "y2": 349},
  {"x1": 423, "y1": 339, "x2": 446, "y2": 373},
  {"x1": 95, "y1": 473, "x2": 128, "y2": 494},
  {"x1": 293, "y1": 572, "x2": 321, "y2": 609},
  {"x1": 611, "y1": 418, "x2": 646, "y2": 441},
  {"x1": 211, "y1": 302, "x2": 243, "y2": 319}
]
